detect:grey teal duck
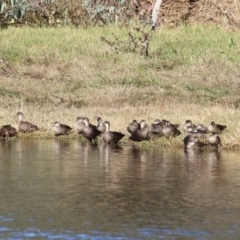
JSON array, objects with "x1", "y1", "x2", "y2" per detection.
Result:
[
  {"x1": 82, "y1": 117, "x2": 101, "y2": 142},
  {"x1": 183, "y1": 120, "x2": 196, "y2": 134},
  {"x1": 208, "y1": 121, "x2": 226, "y2": 134},
  {"x1": 75, "y1": 117, "x2": 85, "y2": 134},
  {"x1": 0, "y1": 125, "x2": 18, "y2": 139},
  {"x1": 102, "y1": 121, "x2": 124, "y2": 145},
  {"x1": 52, "y1": 121, "x2": 72, "y2": 136},
  {"x1": 97, "y1": 117, "x2": 106, "y2": 133},
  {"x1": 183, "y1": 133, "x2": 199, "y2": 149},
  {"x1": 149, "y1": 119, "x2": 164, "y2": 137},
  {"x1": 129, "y1": 120, "x2": 150, "y2": 142},
  {"x1": 162, "y1": 121, "x2": 181, "y2": 138},
  {"x1": 208, "y1": 133, "x2": 221, "y2": 148},
  {"x1": 15, "y1": 112, "x2": 39, "y2": 133},
  {"x1": 127, "y1": 120, "x2": 140, "y2": 134}
]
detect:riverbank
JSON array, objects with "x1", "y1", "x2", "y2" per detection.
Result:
[{"x1": 0, "y1": 24, "x2": 240, "y2": 148}]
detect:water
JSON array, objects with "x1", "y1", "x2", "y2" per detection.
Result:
[{"x1": 0, "y1": 139, "x2": 240, "y2": 239}]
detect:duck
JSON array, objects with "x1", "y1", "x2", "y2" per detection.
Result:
[
  {"x1": 183, "y1": 120, "x2": 196, "y2": 134},
  {"x1": 160, "y1": 119, "x2": 168, "y2": 126},
  {"x1": 82, "y1": 117, "x2": 101, "y2": 142},
  {"x1": 96, "y1": 117, "x2": 106, "y2": 133},
  {"x1": 52, "y1": 121, "x2": 72, "y2": 136},
  {"x1": 129, "y1": 120, "x2": 150, "y2": 142},
  {"x1": 208, "y1": 121, "x2": 227, "y2": 134},
  {"x1": 194, "y1": 124, "x2": 208, "y2": 138},
  {"x1": 0, "y1": 125, "x2": 18, "y2": 139},
  {"x1": 75, "y1": 117, "x2": 85, "y2": 134},
  {"x1": 208, "y1": 133, "x2": 222, "y2": 148},
  {"x1": 162, "y1": 121, "x2": 181, "y2": 138},
  {"x1": 15, "y1": 112, "x2": 39, "y2": 133},
  {"x1": 149, "y1": 119, "x2": 164, "y2": 137},
  {"x1": 196, "y1": 124, "x2": 208, "y2": 132},
  {"x1": 102, "y1": 121, "x2": 124, "y2": 144},
  {"x1": 127, "y1": 119, "x2": 140, "y2": 134},
  {"x1": 183, "y1": 133, "x2": 199, "y2": 149}
]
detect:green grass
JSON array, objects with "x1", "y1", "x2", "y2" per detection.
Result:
[
  {"x1": 0, "y1": 24, "x2": 239, "y2": 65},
  {"x1": 0, "y1": 87, "x2": 20, "y2": 97},
  {"x1": 0, "y1": 24, "x2": 240, "y2": 147}
]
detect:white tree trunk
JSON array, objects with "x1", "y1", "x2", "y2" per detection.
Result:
[{"x1": 151, "y1": 0, "x2": 163, "y2": 30}]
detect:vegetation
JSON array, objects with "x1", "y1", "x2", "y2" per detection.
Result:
[
  {"x1": 0, "y1": 24, "x2": 240, "y2": 148},
  {"x1": 0, "y1": 0, "x2": 141, "y2": 28}
]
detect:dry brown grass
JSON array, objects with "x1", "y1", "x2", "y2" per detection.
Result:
[{"x1": 1, "y1": 100, "x2": 240, "y2": 148}]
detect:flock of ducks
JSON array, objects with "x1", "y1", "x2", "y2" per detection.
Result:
[
  {"x1": 0, "y1": 112, "x2": 227, "y2": 149},
  {"x1": 182, "y1": 120, "x2": 226, "y2": 149}
]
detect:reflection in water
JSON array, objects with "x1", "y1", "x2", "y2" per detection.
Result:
[{"x1": 0, "y1": 139, "x2": 240, "y2": 239}]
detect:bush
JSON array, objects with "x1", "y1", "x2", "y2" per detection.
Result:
[{"x1": 0, "y1": 0, "x2": 145, "y2": 28}]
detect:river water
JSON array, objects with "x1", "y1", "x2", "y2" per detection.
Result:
[{"x1": 0, "y1": 139, "x2": 240, "y2": 239}]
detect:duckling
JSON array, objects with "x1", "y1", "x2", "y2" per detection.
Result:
[
  {"x1": 82, "y1": 117, "x2": 101, "y2": 142},
  {"x1": 208, "y1": 121, "x2": 227, "y2": 134},
  {"x1": 129, "y1": 120, "x2": 150, "y2": 142},
  {"x1": 162, "y1": 121, "x2": 181, "y2": 138},
  {"x1": 75, "y1": 117, "x2": 85, "y2": 134},
  {"x1": 102, "y1": 121, "x2": 124, "y2": 145},
  {"x1": 208, "y1": 133, "x2": 221, "y2": 148},
  {"x1": 97, "y1": 117, "x2": 106, "y2": 133},
  {"x1": 149, "y1": 119, "x2": 164, "y2": 137},
  {"x1": 183, "y1": 133, "x2": 199, "y2": 149},
  {"x1": 52, "y1": 121, "x2": 72, "y2": 136},
  {"x1": 15, "y1": 112, "x2": 39, "y2": 133},
  {"x1": 127, "y1": 120, "x2": 140, "y2": 134},
  {"x1": 0, "y1": 125, "x2": 18, "y2": 139},
  {"x1": 183, "y1": 120, "x2": 196, "y2": 134}
]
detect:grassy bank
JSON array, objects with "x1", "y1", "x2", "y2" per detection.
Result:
[{"x1": 0, "y1": 24, "x2": 240, "y2": 148}]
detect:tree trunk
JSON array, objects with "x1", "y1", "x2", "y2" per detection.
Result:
[{"x1": 151, "y1": 0, "x2": 163, "y2": 30}]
